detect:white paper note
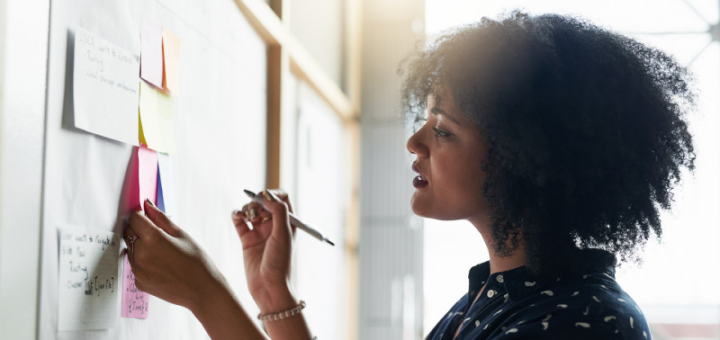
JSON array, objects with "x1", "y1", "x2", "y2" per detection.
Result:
[
  {"x1": 73, "y1": 27, "x2": 140, "y2": 145},
  {"x1": 58, "y1": 227, "x2": 121, "y2": 331}
]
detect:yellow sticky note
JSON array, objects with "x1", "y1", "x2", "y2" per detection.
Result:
[
  {"x1": 162, "y1": 29, "x2": 181, "y2": 93},
  {"x1": 157, "y1": 89, "x2": 176, "y2": 153},
  {"x1": 139, "y1": 109, "x2": 148, "y2": 146},
  {"x1": 139, "y1": 81, "x2": 176, "y2": 153}
]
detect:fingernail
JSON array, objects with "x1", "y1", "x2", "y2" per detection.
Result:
[
  {"x1": 146, "y1": 199, "x2": 156, "y2": 209},
  {"x1": 249, "y1": 208, "x2": 257, "y2": 220},
  {"x1": 243, "y1": 210, "x2": 250, "y2": 219},
  {"x1": 232, "y1": 210, "x2": 243, "y2": 219},
  {"x1": 261, "y1": 190, "x2": 275, "y2": 202}
]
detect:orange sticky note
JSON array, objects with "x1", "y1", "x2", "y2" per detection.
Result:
[{"x1": 162, "y1": 29, "x2": 181, "y2": 93}]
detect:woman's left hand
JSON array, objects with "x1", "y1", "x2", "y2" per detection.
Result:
[{"x1": 124, "y1": 199, "x2": 226, "y2": 311}]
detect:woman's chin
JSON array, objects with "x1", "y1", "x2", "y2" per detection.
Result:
[{"x1": 410, "y1": 193, "x2": 432, "y2": 218}]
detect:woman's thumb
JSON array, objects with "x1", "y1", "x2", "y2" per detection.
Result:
[{"x1": 261, "y1": 190, "x2": 293, "y2": 238}]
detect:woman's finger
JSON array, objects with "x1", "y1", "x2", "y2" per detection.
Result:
[
  {"x1": 250, "y1": 208, "x2": 271, "y2": 223},
  {"x1": 240, "y1": 202, "x2": 259, "y2": 220},
  {"x1": 123, "y1": 225, "x2": 138, "y2": 239},
  {"x1": 231, "y1": 209, "x2": 251, "y2": 236},
  {"x1": 267, "y1": 188, "x2": 293, "y2": 213},
  {"x1": 127, "y1": 210, "x2": 161, "y2": 240},
  {"x1": 123, "y1": 226, "x2": 139, "y2": 254},
  {"x1": 144, "y1": 199, "x2": 181, "y2": 237},
  {"x1": 260, "y1": 190, "x2": 293, "y2": 241}
]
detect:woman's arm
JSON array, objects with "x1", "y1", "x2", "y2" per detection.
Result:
[
  {"x1": 125, "y1": 195, "x2": 313, "y2": 340},
  {"x1": 190, "y1": 279, "x2": 268, "y2": 340},
  {"x1": 231, "y1": 190, "x2": 313, "y2": 340}
]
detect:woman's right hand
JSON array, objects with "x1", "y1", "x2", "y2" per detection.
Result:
[{"x1": 231, "y1": 189, "x2": 299, "y2": 314}]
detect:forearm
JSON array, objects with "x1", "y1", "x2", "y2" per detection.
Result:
[{"x1": 191, "y1": 279, "x2": 269, "y2": 340}]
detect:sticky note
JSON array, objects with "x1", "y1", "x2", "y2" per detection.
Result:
[
  {"x1": 58, "y1": 227, "x2": 120, "y2": 331},
  {"x1": 156, "y1": 166, "x2": 166, "y2": 214},
  {"x1": 139, "y1": 81, "x2": 176, "y2": 153},
  {"x1": 139, "y1": 109, "x2": 147, "y2": 146},
  {"x1": 156, "y1": 153, "x2": 175, "y2": 217},
  {"x1": 73, "y1": 27, "x2": 139, "y2": 145},
  {"x1": 139, "y1": 146, "x2": 158, "y2": 207},
  {"x1": 126, "y1": 145, "x2": 159, "y2": 211},
  {"x1": 121, "y1": 145, "x2": 156, "y2": 318},
  {"x1": 141, "y1": 23, "x2": 164, "y2": 89},
  {"x1": 121, "y1": 254, "x2": 149, "y2": 319},
  {"x1": 162, "y1": 29, "x2": 181, "y2": 93}
]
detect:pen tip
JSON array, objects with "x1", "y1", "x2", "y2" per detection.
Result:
[
  {"x1": 326, "y1": 239, "x2": 335, "y2": 246},
  {"x1": 243, "y1": 189, "x2": 256, "y2": 197}
]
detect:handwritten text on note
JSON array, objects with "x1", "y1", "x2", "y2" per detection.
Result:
[
  {"x1": 58, "y1": 227, "x2": 120, "y2": 331},
  {"x1": 122, "y1": 254, "x2": 150, "y2": 319},
  {"x1": 73, "y1": 27, "x2": 140, "y2": 145}
]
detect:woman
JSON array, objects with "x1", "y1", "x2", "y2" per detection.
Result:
[{"x1": 124, "y1": 11, "x2": 695, "y2": 339}]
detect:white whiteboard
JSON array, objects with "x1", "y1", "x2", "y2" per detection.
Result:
[{"x1": 39, "y1": 0, "x2": 268, "y2": 338}]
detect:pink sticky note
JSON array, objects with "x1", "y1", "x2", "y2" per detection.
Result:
[
  {"x1": 121, "y1": 254, "x2": 149, "y2": 319},
  {"x1": 138, "y1": 145, "x2": 158, "y2": 206},
  {"x1": 126, "y1": 145, "x2": 159, "y2": 211},
  {"x1": 162, "y1": 28, "x2": 181, "y2": 93},
  {"x1": 141, "y1": 24, "x2": 164, "y2": 88},
  {"x1": 122, "y1": 145, "x2": 156, "y2": 319}
]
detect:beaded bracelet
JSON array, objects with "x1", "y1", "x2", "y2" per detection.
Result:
[{"x1": 257, "y1": 300, "x2": 306, "y2": 321}]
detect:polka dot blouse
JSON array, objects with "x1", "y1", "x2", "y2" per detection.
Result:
[{"x1": 425, "y1": 260, "x2": 650, "y2": 339}]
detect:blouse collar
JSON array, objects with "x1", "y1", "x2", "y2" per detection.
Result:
[{"x1": 468, "y1": 257, "x2": 616, "y2": 302}]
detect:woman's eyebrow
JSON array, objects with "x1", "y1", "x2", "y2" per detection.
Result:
[{"x1": 430, "y1": 106, "x2": 461, "y2": 125}]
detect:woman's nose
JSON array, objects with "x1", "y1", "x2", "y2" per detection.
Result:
[{"x1": 406, "y1": 128, "x2": 429, "y2": 157}]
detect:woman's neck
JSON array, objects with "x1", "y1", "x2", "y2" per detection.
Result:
[{"x1": 470, "y1": 216, "x2": 526, "y2": 274}]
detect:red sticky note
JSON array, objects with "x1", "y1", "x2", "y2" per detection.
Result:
[
  {"x1": 121, "y1": 254, "x2": 149, "y2": 319},
  {"x1": 126, "y1": 145, "x2": 158, "y2": 211},
  {"x1": 141, "y1": 23, "x2": 164, "y2": 88}
]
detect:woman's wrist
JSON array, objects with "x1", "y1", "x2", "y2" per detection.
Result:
[{"x1": 252, "y1": 284, "x2": 299, "y2": 314}]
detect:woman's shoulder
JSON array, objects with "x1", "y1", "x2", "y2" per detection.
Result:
[{"x1": 493, "y1": 271, "x2": 650, "y2": 339}]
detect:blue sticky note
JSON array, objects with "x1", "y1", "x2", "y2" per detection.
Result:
[{"x1": 156, "y1": 165, "x2": 166, "y2": 213}]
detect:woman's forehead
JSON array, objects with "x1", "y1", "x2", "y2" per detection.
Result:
[{"x1": 427, "y1": 91, "x2": 465, "y2": 123}]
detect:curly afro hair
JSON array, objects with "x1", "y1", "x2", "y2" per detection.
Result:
[{"x1": 400, "y1": 11, "x2": 695, "y2": 278}]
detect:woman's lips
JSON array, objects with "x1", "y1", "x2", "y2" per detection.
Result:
[
  {"x1": 412, "y1": 162, "x2": 428, "y2": 188},
  {"x1": 413, "y1": 175, "x2": 428, "y2": 188}
]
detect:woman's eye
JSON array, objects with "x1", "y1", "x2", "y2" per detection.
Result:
[{"x1": 432, "y1": 127, "x2": 453, "y2": 138}]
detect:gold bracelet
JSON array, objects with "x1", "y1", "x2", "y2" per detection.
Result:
[{"x1": 257, "y1": 300, "x2": 306, "y2": 321}]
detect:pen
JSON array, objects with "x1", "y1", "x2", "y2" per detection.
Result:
[{"x1": 243, "y1": 189, "x2": 335, "y2": 246}]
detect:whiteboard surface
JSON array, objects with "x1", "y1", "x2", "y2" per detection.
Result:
[{"x1": 39, "y1": 0, "x2": 267, "y2": 338}]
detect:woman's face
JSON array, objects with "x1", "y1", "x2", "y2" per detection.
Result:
[{"x1": 406, "y1": 90, "x2": 489, "y2": 222}]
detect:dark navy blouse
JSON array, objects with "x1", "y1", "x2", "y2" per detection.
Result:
[{"x1": 426, "y1": 260, "x2": 651, "y2": 340}]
